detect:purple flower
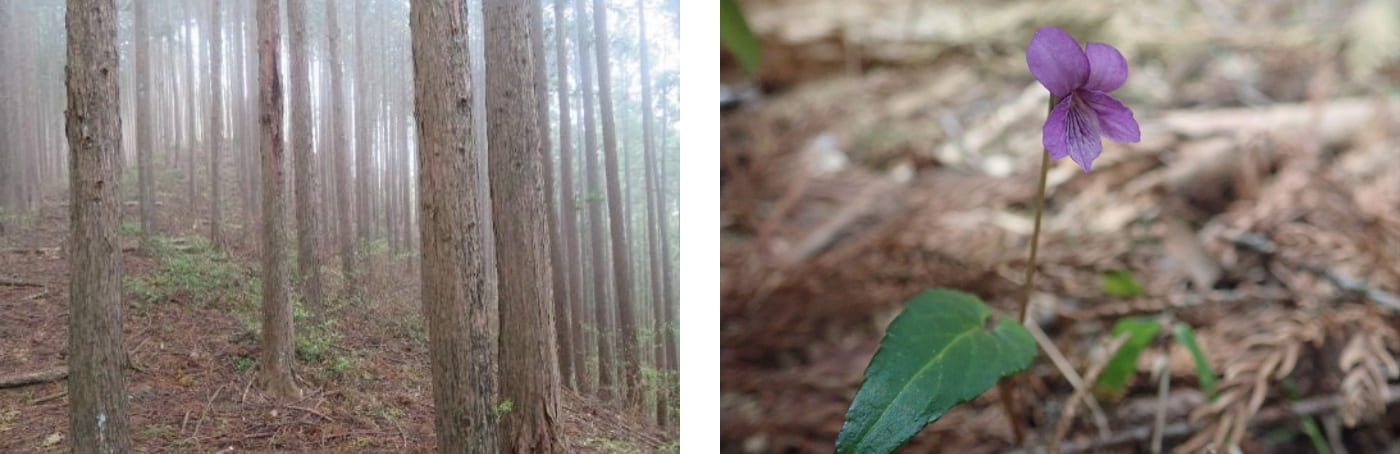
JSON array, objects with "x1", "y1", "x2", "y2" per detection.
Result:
[{"x1": 1027, "y1": 26, "x2": 1140, "y2": 172}]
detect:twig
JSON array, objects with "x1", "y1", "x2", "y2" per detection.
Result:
[
  {"x1": 240, "y1": 375, "x2": 255, "y2": 404},
  {"x1": 1012, "y1": 384, "x2": 1400, "y2": 454},
  {"x1": 1150, "y1": 355, "x2": 1170, "y2": 454},
  {"x1": 29, "y1": 390, "x2": 67, "y2": 405},
  {"x1": 1048, "y1": 332, "x2": 1131, "y2": 454},
  {"x1": 1023, "y1": 320, "x2": 1111, "y2": 439},
  {"x1": 1228, "y1": 232, "x2": 1400, "y2": 312},
  {"x1": 285, "y1": 404, "x2": 334, "y2": 422},
  {"x1": 192, "y1": 384, "x2": 225, "y2": 439}
]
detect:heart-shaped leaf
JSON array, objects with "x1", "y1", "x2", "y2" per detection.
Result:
[{"x1": 836, "y1": 289, "x2": 1037, "y2": 454}]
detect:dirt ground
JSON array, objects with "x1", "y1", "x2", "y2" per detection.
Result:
[
  {"x1": 721, "y1": 0, "x2": 1400, "y2": 452},
  {"x1": 0, "y1": 195, "x2": 675, "y2": 452}
]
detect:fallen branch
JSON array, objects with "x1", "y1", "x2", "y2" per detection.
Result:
[
  {"x1": 0, "y1": 278, "x2": 42, "y2": 288},
  {"x1": 285, "y1": 404, "x2": 334, "y2": 422},
  {"x1": 30, "y1": 390, "x2": 67, "y2": 405},
  {"x1": 0, "y1": 367, "x2": 67, "y2": 389}
]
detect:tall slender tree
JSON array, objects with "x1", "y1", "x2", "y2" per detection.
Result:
[
  {"x1": 592, "y1": 0, "x2": 641, "y2": 407},
  {"x1": 326, "y1": 0, "x2": 355, "y2": 290},
  {"x1": 553, "y1": 0, "x2": 586, "y2": 394},
  {"x1": 636, "y1": 0, "x2": 670, "y2": 426},
  {"x1": 65, "y1": 0, "x2": 132, "y2": 450},
  {"x1": 412, "y1": 0, "x2": 500, "y2": 450},
  {"x1": 528, "y1": 0, "x2": 572, "y2": 398},
  {"x1": 485, "y1": 0, "x2": 566, "y2": 449},
  {"x1": 209, "y1": 0, "x2": 226, "y2": 248},
  {"x1": 258, "y1": 0, "x2": 300, "y2": 400},
  {"x1": 288, "y1": 0, "x2": 325, "y2": 320},
  {"x1": 133, "y1": 0, "x2": 157, "y2": 248},
  {"x1": 575, "y1": 0, "x2": 614, "y2": 400}
]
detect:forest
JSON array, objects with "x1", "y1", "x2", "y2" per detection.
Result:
[
  {"x1": 722, "y1": 0, "x2": 1400, "y2": 452},
  {"x1": 0, "y1": 0, "x2": 680, "y2": 451}
]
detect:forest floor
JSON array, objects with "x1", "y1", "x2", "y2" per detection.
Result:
[
  {"x1": 721, "y1": 0, "x2": 1400, "y2": 452},
  {"x1": 0, "y1": 196, "x2": 675, "y2": 452}
]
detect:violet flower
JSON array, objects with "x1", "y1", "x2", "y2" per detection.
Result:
[{"x1": 1027, "y1": 26, "x2": 1140, "y2": 172}]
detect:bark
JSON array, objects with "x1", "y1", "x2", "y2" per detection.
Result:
[
  {"x1": 524, "y1": 0, "x2": 572, "y2": 399},
  {"x1": 354, "y1": 0, "x2": 373, "y2": 255},
  {"x1": 553, "y1": 0, "x2": 586, "y2": 394},
  {"x1": 65, "y1": 0, "x2": 132, "y2": 449},
  {"x1": 288, "y1": 0, "x2": 325, "y2": 321},
  {"x1": 658, "y1": 107, "x2": 678, "y2": 425},
  {"x1": 592, "y1": 0, "x2": 641, "y2": 407},
  {"x1": 575, "y1": 0, "x2": 614, "y2": 400},
  {"x1": 485, "y1": 0, "x2": 566, "y2": 450},
  {"x1": 182, "y1": 1, "x2": 198, "y2": 212},
  {"x1": 637, "y1": 0, "x2": 669, "y2": 427},
  {"x1": 209, "y1": 0, "x2": 225, "y2": 248},
  {"x1": 258, "y1": 0, "x2": 300, "y2": 401},
  {"x1": 326, "y1": 0, "x2": 355, "y2": 290},
  {"x1": 411, "y1": 0, "x2": 500, "y2": 451},
  {"x1": 134, "y1": 0, "x2": 157, "y2": 247}
]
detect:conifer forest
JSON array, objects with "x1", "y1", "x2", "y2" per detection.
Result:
[{"x1": 0, "y1": 0, "x2": 680, "y2": 451}]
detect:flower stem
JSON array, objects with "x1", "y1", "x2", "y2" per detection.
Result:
[
  {"x1": 998, "y1": 94, "x2": 1060, "y2": 448},
  {"x1": 1018, "y1": 94, "x2": 1059, "y2": 324}
]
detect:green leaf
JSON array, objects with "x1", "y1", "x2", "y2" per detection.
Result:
[
  {"x1": 1101, "y1": 269, "x2": 1145, "y2": 298},
  {"x1": 720, "y1": 0, "x2": 762, "y2": 74},
  {"x1": 1096, "y1": 317, "x2": 1162, "y2": 394},
  {"x1": 1171, "y1": 323, "x2": 1217, "y2": 398},
  {"x1": 836, "y1": 289, "x2": 1037, "y2": 454}
]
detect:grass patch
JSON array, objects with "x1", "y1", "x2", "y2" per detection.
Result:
[{"x1": 125, "y1": 236, "x2": 246, "y2": 310}]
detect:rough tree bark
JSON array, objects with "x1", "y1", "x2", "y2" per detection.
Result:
[
  {"x1": 575, "y1": 0, "x2": 614, "y2": 400},
  {"x1": 133, "y1": 0, "x2": 156, "y2": 248},
  {"x1": 65, "y1": 0, "x2": 132, "y2": 450},
  {"x1": 326, "y1": 0, "x2": 354, "y2": 292},
  {"x1": 258, "y1": 0, "x2": 300, "y2": 401},
  {"x1": 411, "y1": 0, "x2": 500, "y2": 451},
  {"x1": 553, "y1": 0, "x2": 586, "y2": 394},
  {"x1": 287, "y1": 0, "x2": 325, "y2": 321},
  {"x1": 209, "y1": 0, "x2": 225, "y2": 248},
  {"x1": 484, "y1": 0, "x2": 566, "y2": 449},
  {"x1": 592, "y1": 0, "x2": 641, "y2": 407},
  {"x1": 524, "y1": 0, "x2": 572, "y2": 399},
  {"x1": 354, "y1": 0, "x2": 373, "y2": 260},
  {"x1": 636, "y1": 0, "x2": 669, "y2": 426}
]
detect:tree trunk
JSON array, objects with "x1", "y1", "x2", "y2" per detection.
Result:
[
  {"x1": 523, "y1": 0, "x2": 572, "y2": 400},
  {"x1": 182, "y1": 1, "x2": 198, "y2": 213},
  {"x1": 592, "y1": 0, "x2": 641, "y2": 408},
  {"x1": 65, "y1": 0, "x2": 132, "y2": 450},
  {"x1": 133, "y1": 0, "x2": 156, "y2": 248},
  {"x1": 575, "y1": 0, "x2": 614, "y2": 400},
  {"x1": 326, "y1": 0, "x2": 355, "y2": 293},
  {"x1": 354, "y1": 0, "x2": 373, "y2": 261},
  {"x1": 411, "y1": 0, "x2": 500, "y2": 451},
  {"x1": 484, "y1": 0, "x2": 566, "y2": 449},
  {"x1": 258, "y1": 0, "x2": 300, "y2": 401},
  {"x1": 288, "y1": 0, "x2": 325, "y2": 321},
  {"x1": 209, "y1": 0, "x2": 225, "y2": 248},
  {"x1": 553, "y1": 0, "x2": 585, "y2": 395},
  {"x1": 636, "y1": 0, "x2": 669, "y2": 427}
]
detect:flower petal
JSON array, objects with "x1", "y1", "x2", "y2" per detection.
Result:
[
  {"x1": 1043, "y1": 97, "x2": 1071, "y2": 160},
  {"x1": 1027, "y1": 26, "x2": 1088, "y2": 98},
  {"x1": 1064, "y1": 97, "x2": 1104, "y2": 172},
  {"x1": 1083, "y1": 42, "x2": 1128, "y2": 92},
  {"x1": 1079, "y1": 90, "x2": 1140, "y2": 143}
]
